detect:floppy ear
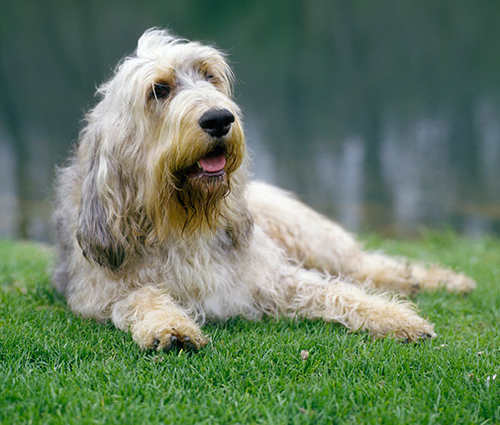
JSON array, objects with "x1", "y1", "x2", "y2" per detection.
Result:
[{"x1": 76, "y1": 151, "x2": 128, "y2": 272}]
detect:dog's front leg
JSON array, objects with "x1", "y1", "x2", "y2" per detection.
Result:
[
  {"x1": 111, "y1": 286, "x2": 208, "y2": 351},
  {"x1": 270, "y1": 268, "x2": 436, "y2": 342}
]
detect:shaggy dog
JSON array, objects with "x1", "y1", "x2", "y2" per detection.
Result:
[{"x1": 53, "y1": 28, "x2": 475, "y2": 351}]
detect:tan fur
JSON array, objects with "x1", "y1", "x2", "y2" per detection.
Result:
[{"x1": 53, "y1": 29, "x2": 475, "y2": 351}]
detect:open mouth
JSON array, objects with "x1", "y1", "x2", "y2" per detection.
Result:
[{"x1": 188, "y1": 147, "x2": 227, "y2": 178}]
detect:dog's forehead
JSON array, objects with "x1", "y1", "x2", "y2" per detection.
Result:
[
  {"x1": 140, "y1": 40, "x2": 226, "y2": 75},
  {"x1": 101, "y1": 30, "x2": 233, "y2": 101}
]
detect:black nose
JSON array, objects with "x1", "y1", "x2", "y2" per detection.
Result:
[{"x1": 199, "y1": 109, "x2": 235, "y2": 138}]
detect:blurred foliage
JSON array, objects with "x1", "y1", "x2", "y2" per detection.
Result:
[{"x1": 1, "y1": 0, "x2": 499, "y2": 239}]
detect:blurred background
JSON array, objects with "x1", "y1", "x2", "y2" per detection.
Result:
[{"x1": 1, "y1": 0, "x2": 500, "y2": 242}]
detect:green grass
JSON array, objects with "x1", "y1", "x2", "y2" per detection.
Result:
[{"x1": 0, "y1": 234, "x2": 499, "y2": 425}]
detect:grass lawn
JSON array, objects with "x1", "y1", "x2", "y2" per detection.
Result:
[{"x1": 0, "y1": 233, "x2": 499, "y2": 424}]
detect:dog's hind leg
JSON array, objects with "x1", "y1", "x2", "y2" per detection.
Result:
[
  {"x1": 248, "y1": 181, "x2": 475, "y2": 295},
  {"x1": 247, "y1": 182, "x2": 363, "y2": 277},
  {"x1": 349, "y1": 251, "x2": 476, "y2": 294}
]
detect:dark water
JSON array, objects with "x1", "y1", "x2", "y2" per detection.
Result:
[{"x1": 1, "y1": 1, "x2": 500, "y2": 241}]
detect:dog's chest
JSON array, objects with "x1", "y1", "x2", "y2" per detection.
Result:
[{"x1": 152, "y1": 232, "x2": 257, "y2": 319}]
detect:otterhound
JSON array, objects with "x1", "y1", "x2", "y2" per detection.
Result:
[{"x1": 53, "y1": 28, "x2": 475, "y2": 351}]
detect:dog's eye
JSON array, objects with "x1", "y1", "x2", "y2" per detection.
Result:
[
  {"x1": 204, "y1": 73, "x2": 216, "y2": 82},
  {"x1": 151, "y1": 83, "x2": 171, "y2": 100}
]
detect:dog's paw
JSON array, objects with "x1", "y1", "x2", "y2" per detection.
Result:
[
  {"x1": 131, "y1": 310, "x2": 208, "y2": 352},
  {"x1": 385, "y1": 316, "x2": 436, "y2": 343},
  {"x1": 153, "y1": 333, "x2": 207, "y2": 352},
  {"x1": 412, "y1": 266, "x2": 476, "y2": 293},
  {"x1": 437, "y1": 270, "x2": 476, "y2": 293},
  {"x1": 361, "y1": 299, "x2": 437, "y2": 343},
  {"x1": 402, "y1": 330, "x2": 436, "y2": 344}
]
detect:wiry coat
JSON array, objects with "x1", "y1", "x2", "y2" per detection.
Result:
[{"x1": 53, "y1": 29, "x2": 475, "y2": 351}]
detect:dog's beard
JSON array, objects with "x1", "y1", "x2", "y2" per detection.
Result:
[
  {"x1": 176, "y1": 172, "x2": 230, "y2": 235},
  {"x1": 148, "y1": 152, "x2": 236, "y2": 241}
]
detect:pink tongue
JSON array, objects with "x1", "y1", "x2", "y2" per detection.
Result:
[{"x1": 199, "y1": 154, "x2": 226, "y2": 173}]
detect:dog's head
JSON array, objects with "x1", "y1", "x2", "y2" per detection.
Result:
[{"x1": 76, "y1": 29, "x2": 251, "y2": 270}]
